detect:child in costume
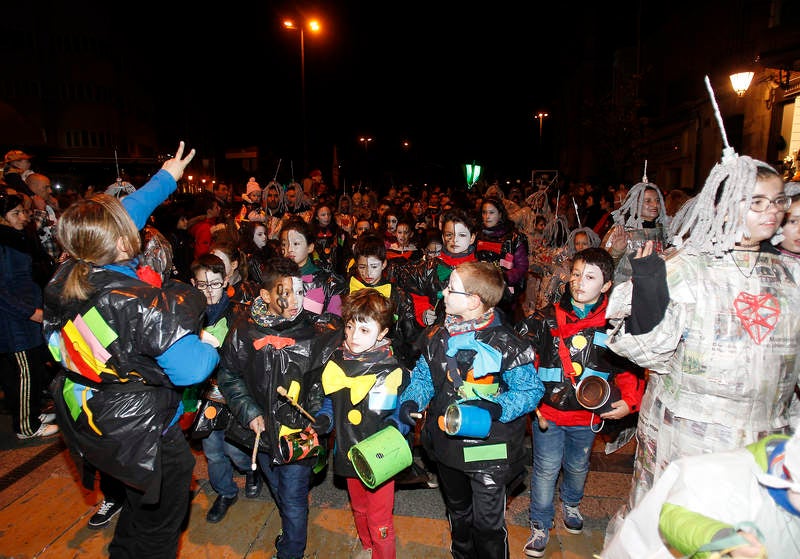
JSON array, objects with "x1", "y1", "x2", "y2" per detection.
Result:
[
  {"x1": 603, "y1": 84, "x2": 800, "y2": 543},
  {"x1": 217, "y1": 256, "x2": 341, "y2": 559},
  {"x1": 516, "y1": 248, "x2": 644, "y2": 557},
  {"x1": 602, "y1": 174, "x2": 670, "y2": 284},
  {"x1": 188, "y1": 253, "x2": 261, "y2": 523},
  {"x1": 391, "y1": 208, "x2": 478, "y2": 327},
  {"x1": 44, "y1": 142, "x2": 220, "y2": 558},
  {"x1": 348, "y1": 233, "x2": 423, "y2": 370},
  {"x1": 314, "y1": 288, "x2": 407, "y2": 559},
  {"x1": 397, "y1": 261, "x2": 544, "y2": 559},
  {"x1": 280, "y1": 216, "x2": 345, "y2": 316}
]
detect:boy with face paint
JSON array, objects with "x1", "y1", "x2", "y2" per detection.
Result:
[
  {"x1": 391, "y1": 208, "x2": 478, "y2": 327},
  {"x1": 348, "y1": 234, "x2": 423, "y2": 370},
  {"x1": 313, "y1": 289, "x2": 407, "y2": 559},
  {"x1": 280, "y1": 217, "x2": 346, "y2": 317},
  {"x1": 217, "y1": 257, "x2": 342, "y2": 559}
]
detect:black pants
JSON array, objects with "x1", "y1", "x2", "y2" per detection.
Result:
[
  {"x1": 437, "y1": 462, "x2": 509, "y2": 559},
  {"x1": 0, "y1": 344, "x2": 47, "y2": 435},
  {"x1": 107, "y1": 424, "x2": 195, "y2": 559}
]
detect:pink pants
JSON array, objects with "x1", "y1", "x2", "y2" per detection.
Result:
[{"x1": 346, "y1": 477, "x2": 396, "y2": 559}]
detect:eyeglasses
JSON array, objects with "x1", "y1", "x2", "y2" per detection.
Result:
[
  {"x1": 748, "y1": 195, "x2": 791, "y2": 212},
  {"x1": 444, "y1": 284, "x2": 472, "y2": 297},
  {"x1": 195, "y1": 280, "x2": 224, "y2": 290}
]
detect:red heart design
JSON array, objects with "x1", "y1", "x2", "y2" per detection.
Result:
[{"x1": 733, "y1": 292, "x2": 780, "y2": 344}]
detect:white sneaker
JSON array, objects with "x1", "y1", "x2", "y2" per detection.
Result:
[
  {"x1": 17, "y1": 422, "x2": 59, "y2": 440},
  {"x1": 38, "y1": 413, "x2": 56, "y2": 424}
]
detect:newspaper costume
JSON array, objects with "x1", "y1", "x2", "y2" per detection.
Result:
[
  {"x1": 604, "y1": 79, "x2": 800, "y2": 542},
  {"x1": 607, "y1": 241, "x2": 800, "y2": 507}
]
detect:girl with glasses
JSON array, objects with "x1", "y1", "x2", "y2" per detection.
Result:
[{"x1": 603, "y1": 147, "x2": 800, "y2": 551}]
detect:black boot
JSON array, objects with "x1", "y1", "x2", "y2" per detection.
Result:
[
  {"x1": 245, "y1": 470, "x2": 262, "y2": 498},
  {"x1": 206, "y1": 494, "x2": 238, "y2": 523}
]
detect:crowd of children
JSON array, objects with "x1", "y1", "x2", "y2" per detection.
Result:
[{"x1": 6, "y1": 126, "x2": 797, "y2": 559}]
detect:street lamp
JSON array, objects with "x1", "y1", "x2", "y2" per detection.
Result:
[
  {"x1": 283, "y1": 17, "x2": 321, "y2": 176},
  {"x1": 359, "y1": 136, "x2": 373, "y2": 153},
  {"x1": 534, "y1": 112, "x2": 549, "y2": 142},
  {"x1": 359, "y1": 137, "x2": 373, "y2": 187},
  {"x1": 729, "y1": 71, "x2": 754, "y2": 97}
]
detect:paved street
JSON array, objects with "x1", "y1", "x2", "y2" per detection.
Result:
[{"x1": 0, "y1": 409, "x2": 634, "y2": 558}]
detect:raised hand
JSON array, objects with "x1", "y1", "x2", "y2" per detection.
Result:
[
  {"x1": 634, "y1": 240, "x2": 655, "y2": 259},
  {"x1": 161, "y1": 141, "x2": 196, "y2": 182}
]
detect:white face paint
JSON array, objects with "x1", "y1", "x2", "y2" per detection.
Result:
[
  {"x1": 344, "y1": 317, "x2": 384, "y2": 354},
  {"x1": 192, "y1": 270, "x2": 226, "y2": 305},
  {"x1": 253, "y1": 225, "x2": 267, "y2": 249},
  {"x1": 211, "y1": 249, "x2": 234, "y2": 281},
  {"x1": 442, "y1": 221, "x2": 474, "y2": 254},
  {"x1": 356, "y1": 256, "x2": 385, "y2": 285},
  {"x1": 292, "y1": 276, "x2": 305, "y2": 316},
  {"x1": 281, "y1": 229, "x2": 312, "y2": 266}
]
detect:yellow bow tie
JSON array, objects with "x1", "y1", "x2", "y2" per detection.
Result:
[
  {"x1": 349, "y1": 277, "x2": 391, "y2": 299},
  {"x1": 322, "y1": 361, "x2": 376, "y2": 404},
  {"x1": 383, "y1": 367, "x2": 403, "y2": 395}
]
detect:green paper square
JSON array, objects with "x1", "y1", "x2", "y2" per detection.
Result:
[
  {"x1": 463, "y1": 443, "x2": 507, "y2": 462},
  {"x1": 82, "y1": 307, "x2": 118, "y2": 347}
]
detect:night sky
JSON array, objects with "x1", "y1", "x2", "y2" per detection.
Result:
[
  {"x1": 121, "y1": 1, "x2": 646, "y2": 185},
  {"x1": 36, "y1": 1, "x2": 655, "y2": 185}
]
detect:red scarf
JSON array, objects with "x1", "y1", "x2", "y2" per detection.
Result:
[{"x1": 551, "y1": 300, "x2": 607, "y2": 384}]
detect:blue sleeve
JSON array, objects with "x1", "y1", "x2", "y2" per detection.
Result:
[
  {"x1": 398, "y1": 354, "x2": 435, "y2": 410},
  {"x1": 156, "y1": 334, "x2": 219, "y2": 386},
  {"x1": 121, "y1": 169, "x2": 177, "y2": 230},
  {"x1": 316, "y1": 396, "x2": 334, "y2": 420},
  {"x1": 495, "y1": 362, "x2": 543, "y2": 422}
]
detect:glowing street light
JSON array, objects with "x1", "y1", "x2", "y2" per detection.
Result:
[
  {"x1": 283, "y1": 17, "x2": 322, "y2": 176},
  {"x1": 535, "y1": 112, "x2": 549, "y2": 142},
  {"x1": 729, "y1": 71, "x2": 754, "y2": 97},
  {"x1": 359, "y1": 136, "x2": 374, "y2": 153}
]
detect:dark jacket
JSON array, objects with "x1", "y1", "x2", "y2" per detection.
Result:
[
  {"x1": 399, "y1": 314, "x2": 542, "y2": 478},
  {"x1": 0, "y1": 224, "x2": 50, "y2": 352},
  {"x1": 475, "y1": 222, "x2": 529, "y2": 291},
  {"x1": 515, "y1": 290, "x2": 644, "y2": 426},
  {"x1": 43, "y1": 260, "x2": 216, "y2": 502},
  {"x1": 318, "y1": 342, "x2": 404, "y2": 478},
  {"x1": 217, "y1": 307, "x2": 342, "y2": 465},
  {"x1": 300, "y1": 260, "x2": 346, "y2": 316},
  {"x1": 389, "y1": 248, "x2": 478, "y2": 324}
]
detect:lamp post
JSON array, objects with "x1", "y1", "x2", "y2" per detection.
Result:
[
  {"x1": 283, "y1": 18, "x2": 321, "y2": 176},
  {"x1": 359, "y1": 136, "x2": 373, "y2": 153},
  {"x1": 534, "y1": 112, "x2": 549, "y2": 142},
  {"x1": 359, "y1": 137, "x2": 373, "y2": 186}
]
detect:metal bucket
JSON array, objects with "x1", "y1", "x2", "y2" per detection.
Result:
[
  {"x1": 443, "y1": 403, "x2": 492, "y2": 438},
  {"x1": 575, "y1": 375, "x2": 619, "y2": 414}
]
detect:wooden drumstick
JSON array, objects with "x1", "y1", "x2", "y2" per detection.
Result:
[
  {"x1": 251, "y1": 431, "x2": 260, "y2": 470},
  {"x1": 535, "y1": 408, "x2": 549, "y2": 431},
  {"x1": 409, "y1": 412, "x2": 423, "y2": 420},
  {"x1": 276, "y1": 385, "x2": 316, "y2": 423}
]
